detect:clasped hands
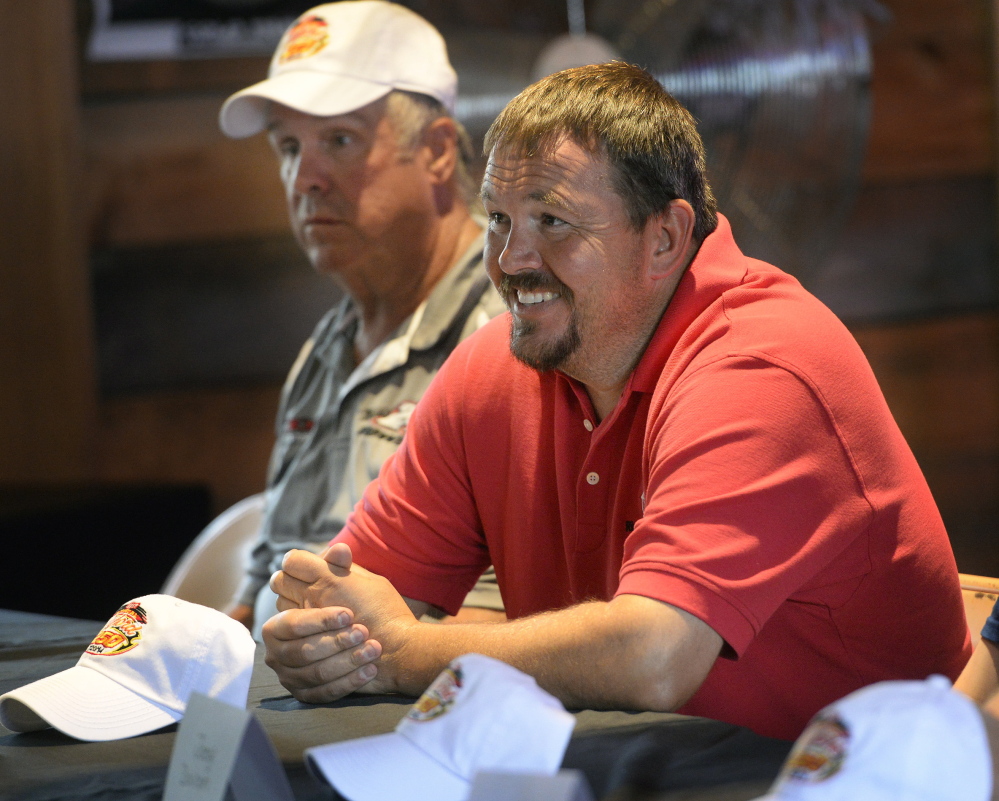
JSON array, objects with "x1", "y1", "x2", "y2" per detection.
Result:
[{"x1": 263, "y1": 542, "x2": 417, "y2": 703}]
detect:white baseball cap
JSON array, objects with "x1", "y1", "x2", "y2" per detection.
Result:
[
  {"x1": 0, "y1": 595, "x2": 255, "y2": 741},
  {"x1": 219, "y1": 1, "x2": 457, "y2": 139},
  {"x1": 305, "y1": 653, "x2": 576, "y2": 801},
  {"x1": 752, "y1": 675, "x2": 993, "y2": 801}
]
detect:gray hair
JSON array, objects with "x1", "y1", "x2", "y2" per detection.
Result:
[{"x1": 385, "y1": 90, "x2": 478, "y2": 206}]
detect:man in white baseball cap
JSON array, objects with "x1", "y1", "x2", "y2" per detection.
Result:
[{"x1": 218, "y1": 2, "x2": 505, "y2": 637}]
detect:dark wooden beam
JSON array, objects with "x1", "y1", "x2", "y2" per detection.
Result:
[{"x1": 0, "y1": 0, "x2": 98, "y2": 482}]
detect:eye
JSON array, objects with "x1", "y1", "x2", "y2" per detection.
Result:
[
  {"x1": 328, "y1": 132, "x2": 355, "y2": 148},
  {"x1": 271, "y1": 136, "x2": 299, "y2": 159},
  {"x1": 540, "y1": 213, "x2": 567, "y2": 228},
  {"x1": 487, "y1": 211, "x2": 510, "y2": 232}
]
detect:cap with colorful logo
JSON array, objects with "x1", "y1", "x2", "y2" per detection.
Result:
[
  {"x1": 305, "y1": 653, "x2": 576, "y2": 801},
  {"x1": 219, "y1": 1, "x2": 458, "y2": 139},
  {"x1": 0, "y1": 594, "x2": 255, "y2": 741},
  {"x1": 752, "y1": 675, "x2": 992, "y2": 801}
]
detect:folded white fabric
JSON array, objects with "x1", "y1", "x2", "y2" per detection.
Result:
[
  {"x1": 754, "y1": 674, "x2": 992, "y2": 801},
  {"x1": 0, "y1": 594, "x2": 255, "y2": 741},
  {"x1": 306, "y1": 653, "x2": 576, "y2": 801}
]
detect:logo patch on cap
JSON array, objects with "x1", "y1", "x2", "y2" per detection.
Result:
[
  {"x1": 780, "y1": 714, "x2": 849, "y2": 783},
  {"x1": 407, "y1": 665, "x2": 463, "y2": 722},
  {"x1": 87, "y1": 601, "x2": 148, "y2": 656},
  {"x1": 279, "y1": 15, "x2": 329, "y2": 64}
]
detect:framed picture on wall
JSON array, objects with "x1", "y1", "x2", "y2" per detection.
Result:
[{"x1": 86, "y1": 0, "x2": 315, "y2": 60}]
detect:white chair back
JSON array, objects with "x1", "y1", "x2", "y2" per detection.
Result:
[{"x1": 161, "y1": 493, "x2": 265, "y2": 611}]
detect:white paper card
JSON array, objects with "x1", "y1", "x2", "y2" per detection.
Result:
[
  {"x1": 163, "y1": 692, "x2": 293, "y2": 801},
  {"x1": 469, "y1": 770, "x2": 595, "y2": 801}
]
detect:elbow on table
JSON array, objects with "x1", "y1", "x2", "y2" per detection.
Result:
[
  {"x1": 606, "y1": 595, "x2": 724, "y2": 713},
  {"x1": 621, "y1": 666, "x2": 709, "y2": 713}
]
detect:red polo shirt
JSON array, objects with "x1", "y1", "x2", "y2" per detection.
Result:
[{"x1": 338, "y1": 216, "x2": 969, "y2": 740}]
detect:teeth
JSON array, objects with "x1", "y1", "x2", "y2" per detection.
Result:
[{"x1": 517, "y1": 290, "x2": 560, "y2": 305}]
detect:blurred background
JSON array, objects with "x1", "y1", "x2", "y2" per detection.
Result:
[{"x1": 1, "y1": 0, "x2": 996, "y2": 619}]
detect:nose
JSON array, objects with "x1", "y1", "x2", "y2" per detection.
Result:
[
  {"x1": 287, "y1": 144, "x2": 333, "y2": 197},
  {"x1": 494, "y1": 223, "x2": 543, "y2": 275}
]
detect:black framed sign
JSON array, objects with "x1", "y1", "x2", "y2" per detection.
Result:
[{"x1": 86, "y1": 0, "x2": 316, "y2": 60}]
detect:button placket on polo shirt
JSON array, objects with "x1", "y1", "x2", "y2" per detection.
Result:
[{"x1": 576, "y1": 415, "x2": 611, "y2": 553}]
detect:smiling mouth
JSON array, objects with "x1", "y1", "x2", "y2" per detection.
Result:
[
  {"x1": 516, "y1": 289, "x2": 561, "y2": 305},
  {"x1": 499, "y1": 273, "x2": 569, "y2": 311}
]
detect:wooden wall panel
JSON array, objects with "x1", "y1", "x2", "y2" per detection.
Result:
[
  {"x1": 95, "y1": 386, "x2": 281, "y2": 514},
  {"x1": 82, "y1": 95, "x2": 289, "y2": 248},
  {"x1": 865, "y1": 0, "x2": 994, "y2": 180},
  {"x1": 853, "y1": 312, "x2": 999, "y2": 575},
  {"x1": 0, "y1": 1, "x2": 98, "y2": 483}
]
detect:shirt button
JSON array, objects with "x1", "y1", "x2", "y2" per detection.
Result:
[
  {"x1": 586, "y1": 472, "x2": 600, "y2": 485},
  {"x1": 583, "y1": 419, "x2": 594, "y2": 432}
]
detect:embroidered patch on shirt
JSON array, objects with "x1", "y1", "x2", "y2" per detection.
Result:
[
  {"x1": 278, "y1": 15, "x2": 329, "y2": 63},
  {"x1": 359, "y1": 401, "x2": 417, "y2": 443},
  {"x1": 407, "y1": 665, "x2": 463, "y2": 722},
  {"x1": 87, "y1": 601, "x2": 148, "y2": 656}
]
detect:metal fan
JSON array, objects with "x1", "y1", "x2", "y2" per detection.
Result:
[{"x1": 450, "y1": 0, "x2": 877, "y2": 286}]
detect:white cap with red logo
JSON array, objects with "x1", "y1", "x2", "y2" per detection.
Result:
[
  {"x1": 305, "y1": 653, "x2": 576, "y2": 801},
  {"x1": 752, "y1": 675, "x2": 992, "y2": 801},
  {"x1": 219, "y1": 1, "x2": 457, "y2": 139},
  {"x1": 0, "y1": 594, "x2": 255, "y2": 741}
]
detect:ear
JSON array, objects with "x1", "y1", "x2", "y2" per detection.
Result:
[
  {"x1": 647, "y1": 199, "x2": 696, "y2": 282},
  {"x1": 420, "y1": 116, "x2": 459, "y2": 186}
]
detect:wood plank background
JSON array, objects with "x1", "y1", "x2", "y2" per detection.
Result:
[{"x1": 2, "y1": 0, "x2": 996, "y2": 576}]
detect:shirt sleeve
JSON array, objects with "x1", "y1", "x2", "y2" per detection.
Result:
[
  {"x1": 982, "y1": 598, "x2": 999, "y2": 644},
  {"x1": 236, "y1": 538, "x2": 276, "y2": 607},
  {"x1": 618, "y1": 354, "x2": 875, "y2": 656}
]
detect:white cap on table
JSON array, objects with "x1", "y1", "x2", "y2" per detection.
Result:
[
  {"x1": 305, "y1": 652, "x2": 576, "y2": 801},
  {"x1": 751, "y1": 674, "x2": 992, "y2": 801},
  {"x1": 0, "y1": 594, "x2": 255, "y2": 741}
]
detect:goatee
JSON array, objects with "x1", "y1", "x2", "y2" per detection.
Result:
[{"x1": 499, "y1": 272, "x2": 580, "y2": 373}]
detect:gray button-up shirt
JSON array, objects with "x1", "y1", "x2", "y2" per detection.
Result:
[{"x1": 237, "y1": 232, "x2": 506, "y2": 611}]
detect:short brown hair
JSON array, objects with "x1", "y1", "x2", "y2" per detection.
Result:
[{"x1": 484, "y1": 62, "x2": 718, "y2": 242}]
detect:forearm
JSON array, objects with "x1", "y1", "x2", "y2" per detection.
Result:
[
  {"x1": 956, "y1": 639, "x2": 999, "y2": 704},
  {"x1": 238, "y1": 543, "x2": 276, "y2": 608},
  {"x1": 384, "y1": 593, "x2": 722, "y2": 711},
  {"x1": 268, "y1": 548, "x2": 721, "y2": 708}
]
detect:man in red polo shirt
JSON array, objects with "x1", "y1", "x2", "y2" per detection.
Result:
[{"x1": 264, "y1": 62, "x2": 969, "y2": 740}]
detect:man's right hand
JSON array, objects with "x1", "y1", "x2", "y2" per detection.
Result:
[{"x1": 261, "y1": 605, "x2": 384, "y2": 703}]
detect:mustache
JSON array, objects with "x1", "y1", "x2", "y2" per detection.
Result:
[
  {"x1": 498, "y1": 271, "x2": 571, "y2": 299},
  {"x1": 296, "y1": 195, "x2": 347, "y2": 219}
]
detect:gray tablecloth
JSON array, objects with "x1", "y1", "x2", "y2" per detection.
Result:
[{"x1": 0, "y1": 609, "x2": 790, "y2": 800}]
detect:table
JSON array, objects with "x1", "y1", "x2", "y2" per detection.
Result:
[{"x1": 0, "y1": 610, "x2": 791, "y2": 801}]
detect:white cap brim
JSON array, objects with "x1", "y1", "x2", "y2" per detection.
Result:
[
  {"x1": 219, "y1": 71, "x2": 395, "y2": 138},
  {"x1": 306, "y1": 731, "x2": 468, "y2": 801},
  {"x1": 0, "y1": 663, "x2": 177, "y2": 741}
]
